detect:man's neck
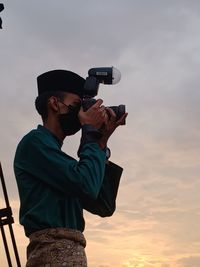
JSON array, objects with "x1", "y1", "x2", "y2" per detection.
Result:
[{"x1": 43, "y1": 119, "x2": 65, "y2": 142}]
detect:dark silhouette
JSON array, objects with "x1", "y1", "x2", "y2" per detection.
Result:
[
  {"x1": 0, "y1": 3, "x2": 4, "y2": 12},
  {"x1": 0, "y1": 162, "x2": 21, "y2": 267},
  {"x1": 0, "y1": 3, "x2": 4, "y2": 29},
  {"x1": 14, "y1": 69, "x2": 127, "y2": 266}
]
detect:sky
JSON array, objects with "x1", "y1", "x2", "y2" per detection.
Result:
[{"x1": 0, "y1": 1, "x2": 200, "y2": 266}]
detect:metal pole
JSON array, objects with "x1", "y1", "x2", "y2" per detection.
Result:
[
  {"x1": 0, "y1": 224, "x2": 12, "y2": 267},
  {"x1": 0, "y1": 162, "x2": 10, "y2": 208},
  {"x1": 8, "y1": 223, "x2": 21, "y2": 267},
  {"x1": 0, "y1": 162, "x2": 21, "y2": 267}
]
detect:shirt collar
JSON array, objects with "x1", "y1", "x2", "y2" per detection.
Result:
[{"x1": 37, "y1": 125, "x2": 63, "y2": 148}]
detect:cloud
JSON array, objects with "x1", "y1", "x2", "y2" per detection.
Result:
[{"x1": 177, "y1": 256, "x2": 200, "y2": 267}]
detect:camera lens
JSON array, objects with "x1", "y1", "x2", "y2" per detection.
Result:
[{"x1": 82, "y1": 99, "x2": 126, "y2": 123}]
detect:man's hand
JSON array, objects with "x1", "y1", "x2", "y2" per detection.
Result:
[
  {"x1": 78, "y1": 99, "x2": 107, "y2": 129},
  {"x1": 98, "y1": 108, "x2": 128, "y2": 149}
]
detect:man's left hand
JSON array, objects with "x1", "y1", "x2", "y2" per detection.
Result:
[{"x1": 98, "y1": 108, "x2": 128, "y2": 149}]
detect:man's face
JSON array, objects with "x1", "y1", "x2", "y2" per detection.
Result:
[
  {"x1": 57, "y1": 92, "x2": 81, "y2": 114},
  {"x1": 51, "y1": 92, "x2": 82, "y2": 136}
]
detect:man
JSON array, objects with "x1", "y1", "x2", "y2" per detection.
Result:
[{"x1": 14, "y1": 69, "x2": 128, "y2": 267}]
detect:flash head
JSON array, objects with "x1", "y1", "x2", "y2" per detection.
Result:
[
  {"x1": 88, "y1": 67, "x2": 121, "y2": 85},
  {"x1": 84, "y1": 66, "x2": 121, "y2": 97}
]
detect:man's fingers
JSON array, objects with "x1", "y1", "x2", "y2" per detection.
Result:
[
  {"x1": 99, "y1": 105, "x2": 106, "y2": 112},
  {"x1": 92, "y1": 99, "x2": 103, "y2": 109},
  {"x1": 106, "y1": 108, "x2": 127, "y2": 125},
  {"x1": 106, "y1": 107, "x2": 117, "y2": 121},
  {"x1": 116, "y1": 113, "x2": 128, "y2": 126},
  {"x1": 78, "y1": 106, "x2": 84, "y2": 115}
]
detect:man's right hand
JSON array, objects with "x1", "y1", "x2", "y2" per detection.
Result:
[{"x1": 78, "y1": 99, "x2": 108, "y2": 129}]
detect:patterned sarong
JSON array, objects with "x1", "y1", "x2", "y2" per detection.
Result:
[{"x1": 26, "y1": 228, "x2": 87, "y2": 267}]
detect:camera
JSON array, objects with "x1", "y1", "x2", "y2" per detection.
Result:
[{"x1": 83, "y1": 67, "x2": 126, "y2": 124}]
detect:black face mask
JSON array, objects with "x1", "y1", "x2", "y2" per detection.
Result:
[{"x1": 58, "y1": 102, "x2": 81, "y2": 136}]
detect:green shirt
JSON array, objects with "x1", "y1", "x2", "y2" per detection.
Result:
[{"x1": 14, "y1": 125, "x2": 123, "y2": 236}]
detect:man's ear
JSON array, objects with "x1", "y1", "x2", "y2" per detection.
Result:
[{"x1": 48, "y1": 96, "x2": 59, "y2": 113}]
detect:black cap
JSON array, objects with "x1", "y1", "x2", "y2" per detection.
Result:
[{"x1": 37, "y1": 69, "x2": 85, "y2": 98}]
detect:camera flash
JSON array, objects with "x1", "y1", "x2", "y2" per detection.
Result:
[{"x1": 112, "y1": 67, "x2": 121, "y2": 84}]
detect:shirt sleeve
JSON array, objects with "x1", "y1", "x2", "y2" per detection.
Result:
[
  {"x1": 81, "y1": 161, "x2": 123, "y2": 217},
  {"x1": 14, "y1": 132, "x2": 106, "y2": 199}
]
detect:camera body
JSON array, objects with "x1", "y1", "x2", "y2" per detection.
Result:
[{"x1": 83, "y1": 67, "x2": 126, "y2": 123}]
